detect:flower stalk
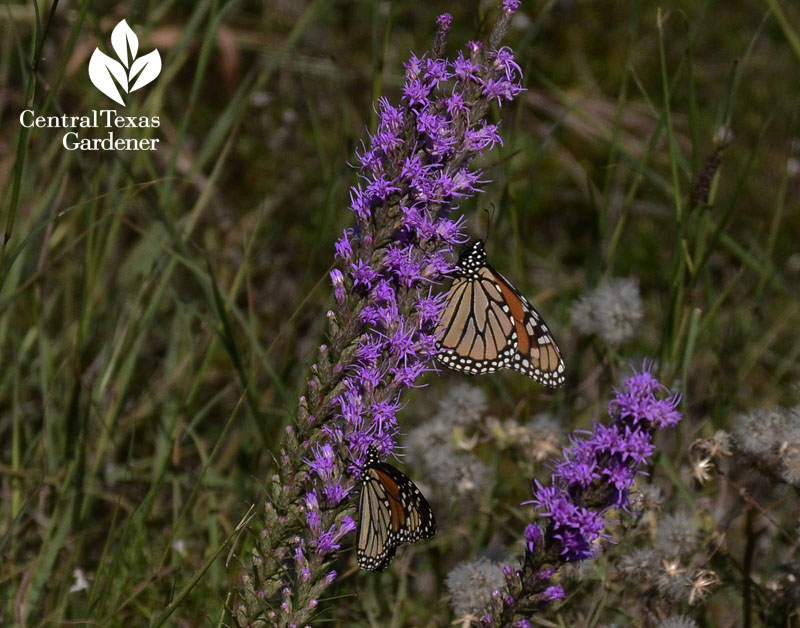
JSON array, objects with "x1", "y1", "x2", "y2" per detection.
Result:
[
  {"x1": 234, "y1": 5, "x2": 526, "y2": 626},
  {"x1": 481, "y1": 365, "x2": 683, "y2": 625}
]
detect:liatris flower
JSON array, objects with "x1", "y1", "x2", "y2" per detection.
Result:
[
  {"x1": 235, "y1": 6, "x2": 526, "y2": 627},
  {"x1": 570, "y1": 277, "x2": 643, "y2": 346},
  {"x1": 480, "y1": 364, "x2": 682, "y2": 624}
]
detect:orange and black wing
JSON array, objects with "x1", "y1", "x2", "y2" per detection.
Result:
[
  {"x1": 357, "y1": 447, "x2": 436, "y2": 571},
  {"x1": 435, "y1": 240, "x2": 565, "y2": 387},
  {"x1": 489, "y1": 266, "x2": 565, "y2": 386}
]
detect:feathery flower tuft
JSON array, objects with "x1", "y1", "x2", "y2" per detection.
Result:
[
  {"x1": 617, "y1": 547, "x2": 662, "y2": 583},
  {"x1": 658, "y1": 615, "x2": 698, "y2": 628},
  {"x1": 689, "y1": 430, "x2": 731, "y2": 484},
  {"x1": 732, "y1": 407, "x2": 787, "y2": 456},
  {"x1": 657, "y1": 557, "x2": 691, "y2": 602},
  {"x1": 405, "y1": 384, "x2": 491, "y2": 501},
  {"x1": 570, "y1": 278, "x2": 643, "y2": 346},
  {"x1": 434, "y1": 382, "x2": 489, "y2": 428},
  {"x1": 688, "y1": 569, "x2": 721, "y2": 606},
  {"x1": 406, "y1": 413, "x2": 491, "y2": 508},
  {"x1": 655, "y1": 511, "x2": 700, "y2": 554},
  {"x1": 446, "y1": 558, "x2": 506, "y2": 618},
  {"x1": 615, "y1": 510, "x2": 718, "y2": 608},
  {"x1": 732, "y1": 405, "x2": 800, "y2": 486}
]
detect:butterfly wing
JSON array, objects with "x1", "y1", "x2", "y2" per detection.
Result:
[
  {"x1": 357, "y1": 471, "x2": 395, "y2": 571},
  {"x1": 357, "y1": 455, "x2": 436, "y2": 571},
  {"x1": 435, "y1": 271, "x2": 517, "y2": 375},
  {"x1": 435, "y1": 241, "x2": 566, "y2": 387},
  {"x1": 489, "y1": 267, "x2": 566, "y2": 387}
]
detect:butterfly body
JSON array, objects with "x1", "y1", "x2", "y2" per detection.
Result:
[
  {"x1": 357, "y1": 447, "x2": 436, "y2": 571},
  {"x1": 435, "y1": 240, "x2": 566, "y2": 387}
]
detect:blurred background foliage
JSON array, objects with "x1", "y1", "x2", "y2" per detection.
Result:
[{"x1": 0, "y1": 0, "x2": 798, "y2": 625}]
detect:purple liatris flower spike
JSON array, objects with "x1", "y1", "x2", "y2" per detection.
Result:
[
  {"x1": 324, "y1": 17, "x2": 526, "y2": 468},
  {"x1": 480, "y1": 364, "x2": 682, "y2": 624},
  {"x1": 235, "y1": 8, "x2": 526, "y2": 627}
]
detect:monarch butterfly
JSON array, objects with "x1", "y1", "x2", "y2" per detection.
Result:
[
  {"x1": 357, "y1": 446, "x2": 436, "y2": 571},
  {"x1": 435, "y1": 240, "x2": 566, "y2": 387}
]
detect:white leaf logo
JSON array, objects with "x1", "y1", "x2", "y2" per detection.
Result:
[
  {"x1": 110, "y1": 19, "x2": 138, "y2": 68},
  {"x1": 129, "y1": 50, "x2": 162, "y2": 92},
  {"x1": 88, "y1": 19, "x2": 161, "y2": 106},
  {"x1": 88, "y1": 50, "x2": 128, "y2": 105}
]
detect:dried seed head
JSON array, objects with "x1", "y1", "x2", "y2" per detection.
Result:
[{"x1": 689, "y1": 569, "x2": 720, "y2": 606}]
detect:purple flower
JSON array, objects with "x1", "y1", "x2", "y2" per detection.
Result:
[
  {"x1": 354, "y1": 338, "x2": 383, "y2": 364},
  {"x1": 403, "y1": 79, "x2": 433, "y2": 107},
  {"x1": 424, "y1": 57, "x2": 451, "y2": 85},
  {"x1": 350, "y1": 259, "x2": 378, "y2": 289},
  {"x1": 465, "y1": 122, "x2": 503, "y2": 154},
  {"x1": 415, "y1": 290, "x2": 446, "y2": 325},
  {"x1": 392, "y1": 360, "x2": 429, "y2": 386},
  {"x1": 305, "y1": 444, "x2": 337, "y2": 486},
  {"x1": 371, "y1": 399, "x2": 401, "y2": 436},
  {"x1": 330, "y1": 269, "x2": 346, "y2": 303},
  {"x1": 491, "y1": 46, "x2": 522, "y2": 81},
  {"x1": 294, "y1": 545, "x2": 311, "y2": 583},
  {"x1": 436, "y1": 13, "x2": 453, "y2": 30},
  {"x1": 385, "y1": 245, "x2": 425, "y2": 287},
  {"x1": 356, "y1": 364, "x2": 383, "y2": 393},
  {"x1": 483, "y1": 364, "x2": 683, "y2": 624},
  {"x1": 404, "y1": 53, "x2": 425, "y2": 80},
  {"x1": 532, "y1": 366, "x2": 680, "y2": 554},
  {"x1": 453, "y1": 51, "x2": 481, "y2": 82},
  {"x1": 481, "y1": 76, "x2": 523, "y2": 106},
  {"x1": 400, "y1": 154, "x2": 431, "y2": 183},
  {"x1": 334, "y1": 230, "x2": 354, "y2": 260},
  {"x1": 416, "y1": 110, "x2": 446, "y2": 137},
  {"x1": 542, "y1": 586, "x2": 564, "y2": 602},
  {"x1": 445, "y1": 89, "x2": 468, "y2": 115},
  {"x1": 366, "y1": 173, "x2": 401, "y2": 201},
  {"x1": 356, "y1": 141, "x2": 384, "y2": 175},
  {"x1": 349, "y1": 184, "x2": 371, "y2": 219},
  {"x1": 313, "y1": 516, "x2": 356, "y2": 555},
  {"x1": 525, "y1": 523, "x2": 542, "y2": 552}
]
